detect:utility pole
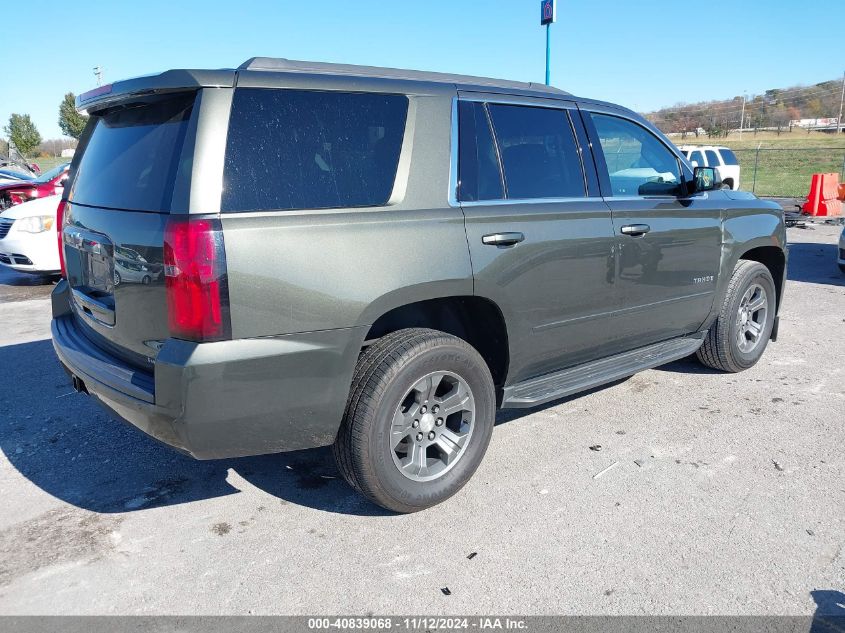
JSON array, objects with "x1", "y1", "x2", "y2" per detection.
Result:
[
  {"x1": 93, "y1": 66, "x2": 103, "y2": 87},
  {"x1": 540, "y1": 0, "x2": 556, "y2": 86},
  {"x1": 837, "y1": 70, "x2": 844, "y2": 135},
  {"x1": 739, "y1": 92, "x2": 747, "y2": 139}
]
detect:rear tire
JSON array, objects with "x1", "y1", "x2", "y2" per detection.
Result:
[
  {"x1": 696, "y1": 260, "x2": 776, "y2": 372},
  {"x1": 333, "y1": 328, "x2": 495, "y2": 513},
  {"x1": 839, "y1": 263, "x2": 845, "y2": 275}
]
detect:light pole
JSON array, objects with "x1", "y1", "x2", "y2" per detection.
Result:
[
  {"x1": 837, "y1": 70, "x2": 844, "y2": 135},
  {"x1": 739, "y1": 92, "x2": 747, "y2": 139},
  {"x1": 545, "y1": 23, "x2": 551, "y2": 86},
  {"x1": 93, "y1": 66, "x2": 103, "y2": 87},
  {"x1": 540, "y1": 0, "x2": 556, "y2": 86}
]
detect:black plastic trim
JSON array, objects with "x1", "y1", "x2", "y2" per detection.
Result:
[{"x1": 52, "y1": 315, "x2": 155, "y2": 403}]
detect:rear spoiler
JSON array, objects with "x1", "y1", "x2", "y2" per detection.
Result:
[{"x1": 76, "y1": 69, "x2": 236, "y2": 114}]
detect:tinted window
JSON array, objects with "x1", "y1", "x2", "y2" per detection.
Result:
[
  {"x1": 458, "y1": 101, "x2": 503, "y2": 201},
  {"x1": 72, "y1": 94, "x2": 195, "y2": 212},
  {"x1": 223, "y1": 89, "x2": 408, "y2": 212},
  {"x1": 487, "y1": 104, "x2": 585, "y2": 199},
  {"x1": 719, "y1": 148, "x2": 739, "y2": 165},
  {"x1": 689, "y1": 150, "x2": 705, "y2": 166},
  {"x1": 590, "y1": 113, "x2": 681, "y2": 196},
  {"x1": 705, "y1": 150, "x2": 721, "y2": 166}
]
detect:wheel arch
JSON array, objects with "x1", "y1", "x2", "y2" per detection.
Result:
[
  {"x1": 738, "y1": 245, "x2": 786, "y2": 310},
  {"x1": 364, "y1": 295, "x2": 510, "y2": 392}
]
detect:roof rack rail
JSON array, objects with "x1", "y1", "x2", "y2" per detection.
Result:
[{"x1": 238, "y1": 57, "x2": 569, "y2": 95}]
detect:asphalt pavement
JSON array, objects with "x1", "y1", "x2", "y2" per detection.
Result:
[{"x1": 0, "y1": 222, "x2": 842, "y2": 615}]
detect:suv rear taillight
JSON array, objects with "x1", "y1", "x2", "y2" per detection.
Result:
[
  {"x1": 163, "y1": 217, "x2": 231, "y2": 342},
  {"x1": 56, "y1": 199, "x2": 67, "y2": 278}
]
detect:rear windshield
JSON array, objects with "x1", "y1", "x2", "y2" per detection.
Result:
[
  {"x1": 71, "y1": 93, "x2": 195, "y2": 212},
  {"x1": 222, "y1": 88, "x2": 409, "y2": 212},
  {"x1": 719, "y1": 148, "x2": 739, "y2": 165}
]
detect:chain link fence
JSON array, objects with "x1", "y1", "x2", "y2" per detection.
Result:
[{"x1": 733, "y1": 147, "x2": 845, "y2": 198}]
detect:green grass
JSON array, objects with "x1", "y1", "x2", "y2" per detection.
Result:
[
  {"x1": 674, "y1": 130, "x2": 845, "y2": 149},
  {"x1": 672, "y1": 131, "x2": 845, "y2": 197},
  {"x1": 32, "y1": 156, "x2": 71, "y2": 172}
]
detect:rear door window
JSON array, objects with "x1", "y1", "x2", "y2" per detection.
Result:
[
  {"x1": 688, "y1": 150, "x2": 705, "y2": 167},
  {"x1": 71, "y1": 93, "x2": 196, "y2": 212},
  {"x1": 457, "y1": 101, "x2": 504, "y2": 202},
  {"x1": 719, "y1": 148, "x2": 739, "y2": 165},
  {"x1": 487, "y1": 104, "x2": 585, "y2": 199},
  {"x1": 222, "y1": 89, "x2": 409, "y2": 212},
  {"x1": 705, "y1": 150, "x2": 721, "y2": 166}
]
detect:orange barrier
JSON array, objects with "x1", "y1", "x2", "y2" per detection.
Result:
[
  {"x1": 802, "y1": 173, "x2": 842, "y2": 216},
  {"x1": 838, "y1": 183, "x2": 845, "y2": 201}
]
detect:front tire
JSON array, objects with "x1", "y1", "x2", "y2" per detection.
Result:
[
  {"x1": 333, "y1": 328, "x2": 496, "y2": 513},
  {"x1": 697, "y1": 260, "x2": 776, "y2": 372}
]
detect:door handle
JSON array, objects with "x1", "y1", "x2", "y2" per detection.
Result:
[
  {"x1": 71, "y1": 288, "x2": 116, "y2": 327},
  {"x1": 482, "y1": 232, "x2": 525, "y2": 246},
  {"x1": 620, "y1": 224, "x2": 651, "y2": 237}
]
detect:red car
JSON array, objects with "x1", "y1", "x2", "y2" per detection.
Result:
[{"x1": 0, "y1": 163, "x2": 69, "y2": 210}]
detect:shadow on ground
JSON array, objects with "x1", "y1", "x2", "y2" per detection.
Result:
[
  {"x1": 0, "y1": 339, "x2": 392, "y2": 517},
  {"x1": 2, "y1": 337, "x2": 638, "y2": 516},
  {"x1": 0, "y1": 267, "x2": 57, "y2": 303},
  {"x1": 786, "y1": 241, "x2": 844, "y2": 287},
  {"x1": 810, "y1": 590, "x2": 845, "y2": 633}
]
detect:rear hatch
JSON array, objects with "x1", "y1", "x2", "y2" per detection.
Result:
[{"x1": 63, "y1": 92, "x2": 197, "y2": 370}]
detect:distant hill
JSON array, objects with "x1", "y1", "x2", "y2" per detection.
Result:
[{"x1": 645, "y1": 78, "x2": 843, "y2": 139}]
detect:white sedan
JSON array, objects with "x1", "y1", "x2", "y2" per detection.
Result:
[{"x1": 0, "y1": 194, "x2": 61, "y2": 274}]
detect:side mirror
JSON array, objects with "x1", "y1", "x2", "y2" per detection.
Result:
[{"x1": 692, "y1": 166, "x2": 721, "y2": 192}]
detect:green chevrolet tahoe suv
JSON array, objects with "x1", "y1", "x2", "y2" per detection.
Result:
[{"x1": 51, "y1": 58, "x2": 787, "y2": 512}]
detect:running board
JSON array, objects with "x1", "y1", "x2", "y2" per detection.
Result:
[{"x1": 501, "y1": 335, "x2": 705, "y2": 409}]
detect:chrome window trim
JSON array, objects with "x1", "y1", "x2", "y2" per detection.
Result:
[
  {"x1": 448, "y1": 97, "x2": 459, "y2": 207},
  {"x1": 458, "y1": 92, "x2": 577, "y2": 109},
  {"x1": 459, "y1": 195, "x2": 604, "y2": 208},
  {"x1": 448, "y1": 95, "x2": 587, "y2": 208}
]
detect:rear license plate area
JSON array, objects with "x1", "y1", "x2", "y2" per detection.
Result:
[{"x1": 65, "y1": 228, "x2": 116, "y2": 324}]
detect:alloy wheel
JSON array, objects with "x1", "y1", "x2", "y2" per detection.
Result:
[
  {"x1": 736, "y1": 283, "x2": 768, "y2": 353},
  {"x1": 390, "y1": 371, "x2": 475, "y2": 482}
]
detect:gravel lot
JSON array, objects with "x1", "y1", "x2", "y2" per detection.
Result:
[{"x1": 0, "y1": 221, "x2": 843, "y2": 616}]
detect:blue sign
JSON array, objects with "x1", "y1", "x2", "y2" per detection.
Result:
[{"x1": 540, "y1": 0, "x2": 556, "y2": 25}]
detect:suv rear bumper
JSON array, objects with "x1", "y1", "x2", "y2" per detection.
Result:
[{"x1": 51, "y1": 298, "x2": 364, "y2": 459}]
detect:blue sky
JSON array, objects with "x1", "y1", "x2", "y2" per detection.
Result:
[{"x1": 2, "y1": 0, "x2": 843, "y2": 139}]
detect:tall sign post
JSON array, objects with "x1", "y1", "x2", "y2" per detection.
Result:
[{"x1": 541, "y1": 0, "x2": 557, "y2": 85}]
